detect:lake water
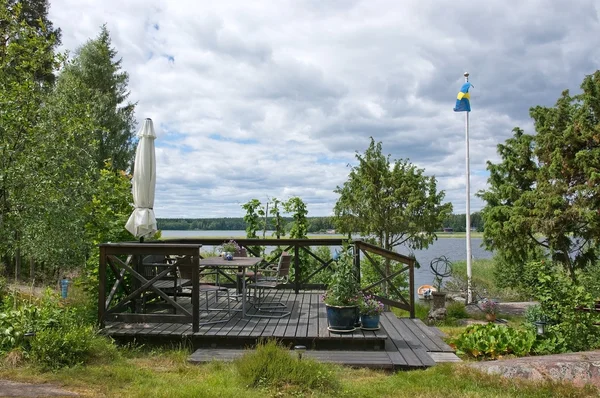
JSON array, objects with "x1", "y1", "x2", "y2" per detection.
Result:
[{"x1": 160, "y1": 230, "x2": 492, "y2": 291}]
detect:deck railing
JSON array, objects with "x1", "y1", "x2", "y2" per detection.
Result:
[{"x1": 98, "y1": 239, "x2": 415, "y2": 331}]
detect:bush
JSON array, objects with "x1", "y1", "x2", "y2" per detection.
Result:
[
  {"x1": 29, "y1": 324, "x2": 95, "y2": 370},
  {"x1": 522, "y1": 261, "x2": 600, "y2": 353},
  {"x1": 0, "y1": 289, "x2": 117, "y2": 369},
  {"x1": 451, "y1": 323, "x2": 536, "y2": 360},
  {"x1": 446, "y1": 302, "x2": 469, "y2": 319},
  {"x1": 234, "y1": 340, "x2": 339, "y2": 393}
]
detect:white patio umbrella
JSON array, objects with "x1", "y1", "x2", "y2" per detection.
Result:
[{"x1": 125, "y1": 118, "x2": 157, "y2": 238}]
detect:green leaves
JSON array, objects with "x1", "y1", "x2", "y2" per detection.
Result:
[
  {"x1": 480, "y1": 71, "x2": 600, "y2": 284},
  {"x1": 334, "y1": 137, "x2": 452, "y2": 252},
  {"x1": 451, "y1": 323, "x2": 536, "y2": 360}
]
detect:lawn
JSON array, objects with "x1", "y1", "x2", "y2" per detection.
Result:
[{"x1": 1, "y1": 346, "x2": 597, "y2": 398}]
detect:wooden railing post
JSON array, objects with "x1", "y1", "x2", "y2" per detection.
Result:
[
  {"x1": 98, "y1": 246, "x2": 106, "y2": 328},
  {"x1": 409, "y1": 258, "x2": 415, "y2": 319},
  {"x1": 294, "y1": 243, "x2": 300, "y2": 294},
  {"x1": 192, "y1": 253, "x2": 200, "y2": 332},
  {"x1": 353, "y1": 241, "x2": 361, "y2": 284}
]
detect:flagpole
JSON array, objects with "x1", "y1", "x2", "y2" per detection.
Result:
[{"x1": 464, "y1": 71, "x2": 473, "y2": 304}]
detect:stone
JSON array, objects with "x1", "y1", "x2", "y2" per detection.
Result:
[{"x1": 428, "y1": 307, "x2": 447, "y2": 322}]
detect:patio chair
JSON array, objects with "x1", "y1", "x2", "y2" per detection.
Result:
[
  {"x1": 177, "y1": 259, "x2": 233, "y2": 324},
  {"x1": 140, "y1": 255, "x2": 191, "y2": 312},
  {"x1": 247, "y1": 253, "x2": 292, "y2": 318}
]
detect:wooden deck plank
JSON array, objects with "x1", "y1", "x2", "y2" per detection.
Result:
[
  {"x1": 382, "y1": 313, "x2": 435, "y2": 367},
  {"x1": 295, "y1": 292, "x2": 310, "y2": 338},
  {"x1": 307, "y1": 292, "x2": 319, "y2": 339},
  {"x1": 379, "y1": 314, "x2": 424, "y2": 367},
  {"x1": 188, "y1": 348, "x2": 394, "y2": 369},
  {"x1": 272, "y1": 294, "x2": 292, "y2": 338},
  {"x1": 260, "y1": 291, "x2": 289, "y2": 338},
  {"x1": 411, "y1": 319, "x2": 454, "y2": 352},
  {"x1": 383, "y1": 338, "x2": 407, "y2": 367},
  {"x1": 317, "y1": 294, "x2": 330, "y2": 338},
  {"x1": 281, "y1": 291, "x2": 301, "y2": 338},
  {"x1": 284, "y1": 291, "x2": 303, "y2": 338},
  {"x1": 429, "y1": 352, "x2": 462, "y2": 363},
  {"x1": 400, "y1": 318, "x2": 446, "y2": 352}
]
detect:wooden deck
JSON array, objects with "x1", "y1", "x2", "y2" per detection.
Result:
[{"x1": 101, "y1": 291, "x2": 457, "y2": 369}]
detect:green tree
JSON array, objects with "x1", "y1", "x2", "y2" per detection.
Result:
[
  {"x1": 269, "y1": 198, "x2": 285, "y2": 239},
  {"x1": 5, "y1": 0, "x2": 61, "y2": 85},
  {"x1": 334, "y1": 138, "x2": 451, "y2": 297},
  {"x1": 283, "y1": 197, "x2": 308, "y2": 240},
  {"x1": 479, "y1": 71, "x2": 600, "y2": 284},
  {"x1": 334, "y1": 138, "x2": 452, "y2": 251},
  {"x1": 0, "y1": 0, "x2": 62, "y2": 277},
  {"x1": 54, "y1": 24, "x2": 136, "y2": 171}
]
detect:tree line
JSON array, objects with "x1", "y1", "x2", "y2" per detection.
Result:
[{"x1": 158, "y1": 213, "x2": 483, "y2": 233}]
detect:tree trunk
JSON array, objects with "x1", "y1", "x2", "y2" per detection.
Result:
[
  {"x1": 29, "y1": 258, "x2": 35, "y2": 281},
  {"x1": 15, "y1": 247, "x2": 21, "y2": 282}
]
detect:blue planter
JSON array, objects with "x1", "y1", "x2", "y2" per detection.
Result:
[
  {"x1": 326, "y1": 305, "x2": 358, "y2": 332},
  {"x1": 360, "y1": 314, "x2": 380, "y2": 330}
]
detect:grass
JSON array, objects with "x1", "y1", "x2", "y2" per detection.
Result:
[
  {"x1": 1, "y1": 344, "x2": 597, "y2": 397},
  {"x1": 448, "y1": 259, "x2": 528, "y2": 302}
]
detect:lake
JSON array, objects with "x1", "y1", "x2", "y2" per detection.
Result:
[{"x1": 160, "y1": 230, "x2": 492, "y2": 291}]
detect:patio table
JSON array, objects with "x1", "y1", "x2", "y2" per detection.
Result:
[{"x1": 199, "y1": 256, "x2": 263, "y2": 318}]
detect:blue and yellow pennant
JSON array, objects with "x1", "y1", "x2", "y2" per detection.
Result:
[{"x1": 453, "y1": 82, "x2": 472, "y2": 112}]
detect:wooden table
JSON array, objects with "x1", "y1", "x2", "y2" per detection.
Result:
[{"x1": 199, "y1": 257, "x2": 263, "y2": 318}]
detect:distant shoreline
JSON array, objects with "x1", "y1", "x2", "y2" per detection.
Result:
[{"x1": 159, "y1": 230, "x2": 484, "y2": 240}]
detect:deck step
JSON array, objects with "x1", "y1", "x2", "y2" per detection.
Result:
[
  {"x1": 428, "y1": 352, "x2": 462, "y2": 363},
  {"x1": 188, "y1": 348, "x2": 396, "y2": 369}
]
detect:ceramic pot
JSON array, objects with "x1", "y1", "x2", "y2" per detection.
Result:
[{"x1": 325, "y1": 304, "x2": 358, "y2": 332}]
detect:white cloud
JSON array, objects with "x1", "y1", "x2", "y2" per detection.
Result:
[{"x1": 49, "y1": 0, "x2": 600, "y2": 217}]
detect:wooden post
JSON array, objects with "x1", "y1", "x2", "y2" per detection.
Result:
[
  {"x1": 353, "y1": 241, "x2": 361, "y2": 284},
  {"x1": 29, "y1": 258, "x2": 34, "y2": 281},
  {"x1": 15, "y1": 247, "x2": 21, "y2": 282},
  {"x1": 294, "y1": 244, "x2": 300, "y2": 294},
  {"x1": 409, "y1": 257, "x2": 415, "y2": 319},
  {"x1": 192, "y1": 253, "x2": 200, "y2": 332},
  {"x1": 98, "y1": 246, "x2": 107, "y2": 328}
]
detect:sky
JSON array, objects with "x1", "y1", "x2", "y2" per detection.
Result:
[{"x1": 49, "y1": 0, "x2": 600, "y2": 219}]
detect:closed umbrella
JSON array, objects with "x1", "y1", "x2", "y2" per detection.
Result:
[{"x1": 125, "y1": 118, "x2": 157, "y2": 238}]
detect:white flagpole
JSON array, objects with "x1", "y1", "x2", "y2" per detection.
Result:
[{"x1": 464, "y1": 71, "x2": 473, "y2": 304}]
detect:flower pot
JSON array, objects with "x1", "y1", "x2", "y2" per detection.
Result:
[
  {"x1": 431, "y1": 291, "x2": 446, "y2": 310},
  {"x1": 360, "y1": 314, "x2": 380, "y2": 330},
  {"x1": 325, "y1": 304, "x2": 358, "y2": 333},
  {"x1": 485, "y1": 313, "x2": 496, "y2": 322}
]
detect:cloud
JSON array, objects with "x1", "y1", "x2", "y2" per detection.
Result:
[{"x1": 49, "y1": 0, "x2": 600, "y2": 218}]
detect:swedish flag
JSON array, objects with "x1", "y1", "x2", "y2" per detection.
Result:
[{"x1": 453, "y1": 82, "x2": 472, "y2": 112}]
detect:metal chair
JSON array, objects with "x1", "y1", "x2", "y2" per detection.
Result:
[
  {"x1": 247, "y1": 253, "x2": 292, "y2": 318},
  {"x1": 178, "y1": 257, "x2": 233, "y2": 325}
]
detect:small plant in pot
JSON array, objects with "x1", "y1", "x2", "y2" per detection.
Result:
[
  {"x1": 359, "y1": 293, "x2": 384, "y2": 330},
  {"x1": 481, "y1": 300, "x2": 498, "y2": 322},
  {"x1": 322, "y1": 245, "x2": 360, "y2": 333},
  {"x1": 219, "y1": 240, "x2": 240, "y2": 260}
]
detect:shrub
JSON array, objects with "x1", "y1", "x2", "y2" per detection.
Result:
[
  {"x1": 446, "y1": 302, "x2": 468, "y2": 319},
  {"x1": 29, "y1": 324, "x2": 95, "y2": 370},
  {"x1": 234, "y1": 340, "x2": 339, "y2": 393},
  {"x1": 0, "y1": 289, "x2": 117, "y2": 369},
  {"x1": 451, "y1": 323, "x2": 536, "y2": 360},
  {"x1": 521, "y1": 261, "x2": 600, "y2": 352}
]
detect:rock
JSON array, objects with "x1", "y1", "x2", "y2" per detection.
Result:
[
  {"x1": 448, "y1": 295, "x2": 467, "y2": 305},
  {"x1": 428, "y1": 307, "x2": 447, "y2": 322}
]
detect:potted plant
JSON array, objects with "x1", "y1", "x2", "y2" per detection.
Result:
[
  {"x1": 322, "y1": 246, "x2": 360, "y2": 332},
  {"x1": 359, "y1": 294, "x2": 384, "y2": 330},
  {"x1": 481, "y1": 300, "x2": 498, "y2": 322},
  {"x1": 219, "y1": 239, "x2": 240, "y2": 260}
]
